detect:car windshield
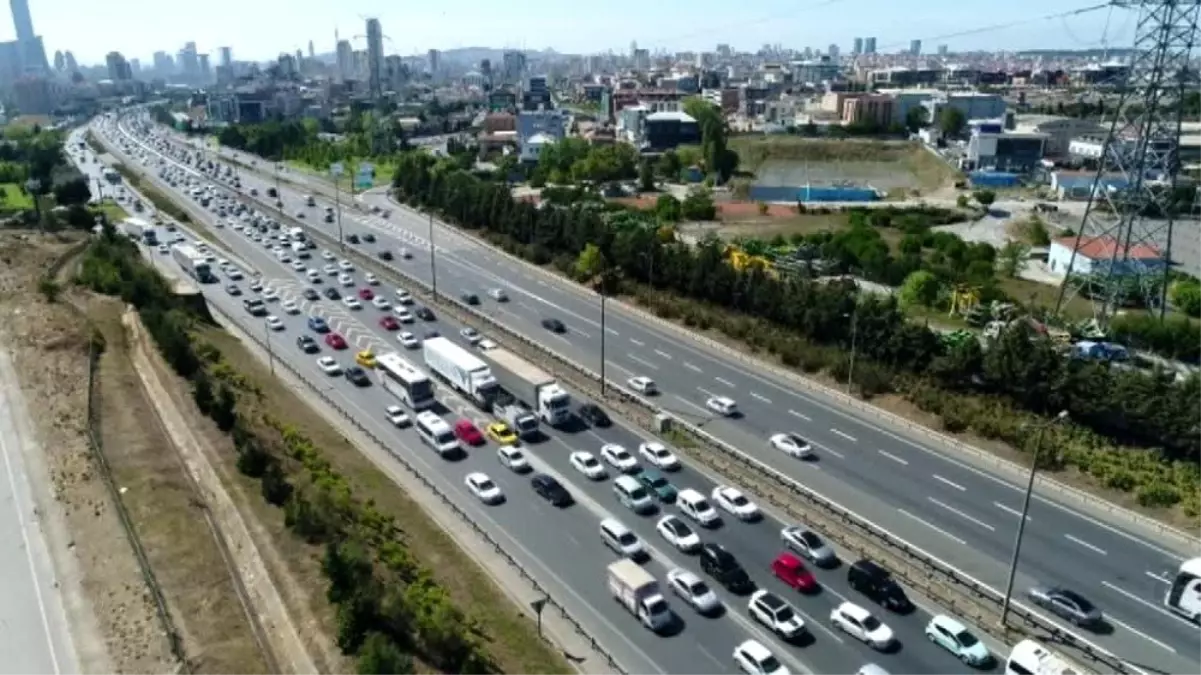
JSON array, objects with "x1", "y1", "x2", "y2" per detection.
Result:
[
  {"x1": 862, "y1": 615, "x2": 882, "y2": 631},
  {"x1": 617, "y1": 532, "x2": 637, "y2": 545},
  {"x1": 801, "y1": 531, "x2": 823, "y2": 547},
  {"x1": 760, "y1": 656, "x2": 782, "y2": 672},
  {"x1": 583, "y1": 457, "x2": 599, "y2": 467},
  {"x1": 955, "y1": 630, "x2": 978, "y2": 647},
  {"x1": 1060, "y1": 590, "x2": 1094, "y2": 611},
  {"x1": 630, "y1": 487, "x2": 649, "y2": 501},
  {"x1": 688, "y1": 580, "x2": 710, "y2": 596},
  {"x1": 730, "y1": 494, "x2": 749, "y2": 506},
  {"x1": 645, "y1": 475, "x2": 667, "y2": 487},
  {"x1": 476, "y1": 479, "x2": 495, "y2": 491},
  {"x1": 775, "y1": 607, "x2": 796, "y2": 623}
]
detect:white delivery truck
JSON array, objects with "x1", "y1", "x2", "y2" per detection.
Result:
[
  {"x1": 492, "y1": 392, "x2": 540, "y2": 440},
  {"x1": 607, "y1": 560, "x2": 672, "y2": 632},
  {"x1": 120, "y1": 217, "x2": 157, "y2": 245},
  {"x1": 422, "y1": 337, "x2": 499, "y2": 407},
  {"x1": 170, "y1": 244, "x2": 215, "y2": 283},
  {"x1": 477, "y1": 344, "x2": 571, "y2": 426}
]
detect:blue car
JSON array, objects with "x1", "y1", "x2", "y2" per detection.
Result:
[{"x1": 307, "y1": 316, "x2": 329, "y2": 333}]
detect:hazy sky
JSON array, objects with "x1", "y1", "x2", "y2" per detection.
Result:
[{"x1": 4, "y1": 0, "x2": 1135, "y2": 66}]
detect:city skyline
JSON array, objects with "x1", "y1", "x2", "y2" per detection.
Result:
[{"x1": 3, "y1": 0, "x2": 1136, "y2": 67}]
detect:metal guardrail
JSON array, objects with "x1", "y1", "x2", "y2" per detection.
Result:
[
  {"x1": 112, "y1": 121, "x2": 1136, "y2": 674},
  {"x1": 98, "y1": 125, "x2": 627, "y2": 675}
]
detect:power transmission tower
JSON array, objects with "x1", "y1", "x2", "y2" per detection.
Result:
[{"x1": 1054, "y1": 0, "x2": 1200, "y2": 323}]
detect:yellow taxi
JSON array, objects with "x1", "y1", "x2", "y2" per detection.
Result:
[
  {"x1": 355, "y1": 349, "x2": 378, "y2": 369},
  {"x1": 486, "y1": 421, "x2": 519, "y2": 445}
]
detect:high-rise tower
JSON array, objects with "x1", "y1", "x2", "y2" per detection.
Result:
[
  {"x1": 366, "y1": 17, "x2": 383, "y2": 99},
  {"x1": 10, "y1": 0, "x2": 34, "y2": 41}
]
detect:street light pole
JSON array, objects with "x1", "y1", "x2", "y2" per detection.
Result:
[
  {"x1": 600, "y1": 289, "x2": 607, "y2": 397},
  {"x1": 429, "y1": 212, "x2": 438, "y2": 298},
  {"x1": 845, "y1": 307, "x2": 858, "y2": 395},
  {"x1": 334, "y1": 173, "x2": 344, "y2": 249},
  {"x1": 1000, "y1": 410, "x2": 1069, "y2": 627},
  {"x1": 264, "y1": 317, "x2": 276, "y2": 376}
]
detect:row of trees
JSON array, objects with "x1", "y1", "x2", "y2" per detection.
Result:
[
  {"x1": 74, "y1": 229, "x2": 501, "y2": 673},
  {"x1": 391, "y1": 150, "x2": 1199, "y2": 511},
  {"x1": 532, "y1": 137, "x2": 641, "y2": 185}
]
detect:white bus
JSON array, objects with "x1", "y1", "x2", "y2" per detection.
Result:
[
  {"x1": 414, "y1": 411, "x2": 460, "y2": 457},
  {"x1": 1165, "y1": 557, "x2": 1201, "y2": 623},
  {"x1": 1004, "y1": 640, "x2": 1080, "y2": 675},
  {"x1": 376, "y1": 352, "x2": 436, "y2": 411}
]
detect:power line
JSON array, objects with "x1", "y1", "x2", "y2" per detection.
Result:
[{"x1": 875, "y1": 2, "x2": 1115, "y2": 52}]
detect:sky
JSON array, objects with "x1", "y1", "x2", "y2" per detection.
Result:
[{"x1": 1, "y1": 0, "x2": 1137, "y2": 66}]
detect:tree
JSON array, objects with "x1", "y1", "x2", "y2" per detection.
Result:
[
  {"x1": 972, "y1": 189, "x2": 996, "y2": 209},
  {"x1": 898, "y1": 270, "x2": 942, "y2": 308},
  {"x1": 998, "y1": 241, "x2": 1031, "y2": 278},
  {"x1": 574, "y1": 243, "x2": 607, "y2": 281},
  {"x1": 53, "y1": 177, "x2": 91, "y2": 206},
  {"x1": 638, "y1": 159, "x2": 656, "y2": 192},
  {"x1": 1170, "y1": 279, "x2": 1201, "y2": 317},
  {"x1": 680, "y1": 187, "x2": 717, "y2": 220},
  {"x1": 683, "y1": 97, "x2": 739, "y2": 182},
  {"x1": 356, "y1": 633, "x2": 414, "y2": 674},
  {"x1": 904, "y1": 106, "x2": 929, "y2": 133},
  {"x1": 937, "y1": 107, "x2": 967, "y2": 138},
  {"x1": 654, "y1": 194, "x2": 681, "y2": 222},
  {"x1": 656, "y1": 150, "x2": 681, "y2": 181}
]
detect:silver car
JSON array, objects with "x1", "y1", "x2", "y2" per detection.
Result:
[
  {"x1": 781, "y1": 525, "x2": 837, "y2": 567},
  {"x1": 1027, "y1": 585, "x2": 1103, "y2": 627}
]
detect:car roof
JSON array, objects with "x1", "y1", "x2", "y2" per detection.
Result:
[
  {"x1": 774, "y1": 552, "x2": 802, "y2": 566},
  {"x1": 930, "y1": 613, "x2": 968, "y2": 633},
  {"x1": 839, "y1": 602, "x2": 872, "y2": 620},
  {"x1": 737, "y1": 639, "x2": 773, "y2": 661}
]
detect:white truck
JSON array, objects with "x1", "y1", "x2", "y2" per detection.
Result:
[
  {"x1": 478, "y1": 344, "x2": 571, "y2": 426},
  {"x1": 170, "y1": 244, "x2": 215, "y2": 283},
  {"x1": 120, "y1": 217, "x2": 157, "y2": 245},
  {"x1": 422, "y1": 337, "x2": 499, "y2": 407},
  {"x1": 607, "y1": 560, "x2": 672, "y2": 632},
  {"x1": 492, "y1": 393, "x2": 540, "y2": 440}
]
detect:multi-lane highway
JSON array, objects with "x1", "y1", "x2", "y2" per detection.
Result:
[
  {"x1": 105, "y1": 114, "x2": 1199, "y2": 674},
  {"x1": 86, "y1": 119, "x2": 1027, "y2": 675}
]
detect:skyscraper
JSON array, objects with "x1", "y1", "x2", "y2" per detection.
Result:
[
  {"x1": 852, "y1": 37, "x2": 863, "y2": 55},
  {"x1": 365, "y1": 17, "x2": 383, "y2": 99},
  {"x1": 9, "y1": 0, "x2": 46, "y2": 72},
  {"x1": 219, "y1": 46, "x2": 232, "y2": 67},
  {"x1": 10, "y1": 0, "x2": 34, "y2": 41},
  {"x1": 909, "y1": 40, "x2": 922, "y2": 56},
  {"x1": 105, "y1": 51, "x2": 131, "y2": 81},
  {"x1": 198, "y1": 53, "x2": 210, "y2": 82},
  {"x1": 427, "y1": 49, "x2": 440, "y2": 77},
  {"x1": 864, "y1": 37, "x2": 877, "y2": 54},
  {"x1": 335, "y1": 39, "x2": 353, "y2": 81}
]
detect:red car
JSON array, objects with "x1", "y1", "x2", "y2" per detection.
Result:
[
  {"x1": 379, "y1": 315, "x2": 400, "y2": 331},
  {"x1": 771, "y1": 552, "x2": 818, "y2": 593},
  {"x1": 358, "y1": 287, "x2": 375, "y2": 300},
  {"x1": 454, "y1": 419, "x2": 484, "y2": 446},
  {"x1": 324, "y1": 332, "x2": 348, "y2": 350}
]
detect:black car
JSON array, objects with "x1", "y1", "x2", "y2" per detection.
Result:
[
  {"x1": 324, "y1": 286, "x2": 342, "y2": 300},
  {"x1": 296, "y1": 335, "x2": 320, "y2": 353},
  {"x1": 302, "y1": 288, "x2": 320, "y2": 301},
  {"x1": 346, "y1": 233, "x2": 360, "y2": 244},
  {"x1": 362, "y1": 233, "x2": 376, "y2": 243},
  {"x1": 378, "y1": 250, "x2": 393, "y2": 261},
  {"x1": 226, "y1": 284, "x2": 242, "y2": 296},
  {"x1": 461, "y1": 292, "x2": 480, "y2": 305},
  {"x1": 542, "y1": 317, "x2": 566, "y2": 333},
  {"x1": 531, "y1": 474, "x2": 572, "y2": 507},
  {"x1": 578, "y1": 403, "x2": 611, "y2": 428},
  {"x1": 847, "y1": 559, "x2": 912, "y2": 612},
  {"x1": 267, "y1": 187, "x2": 277, "y2": 198},
  {"x1": 700, "y1": 543, "x2": 755, "y2": 594},
  {"x1": 415, "y1": 306, "x2": 435, "y2": 321},
  {"x1": 344, "y1": 366, "x2": 371, "y2": 386}
]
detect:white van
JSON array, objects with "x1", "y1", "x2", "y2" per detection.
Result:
[
  {"x1": 613, "y1": 475, "x2": 655, "y2": 514},
  {"x1": 600, "y1": 518, "x2": 646, "y2": 560},
  {"x1": 677, "y1": 488, "x2": 721, "y2": 527},
  {"x1": 414, "y1": 411, "x2": 460, "y2": 457}
]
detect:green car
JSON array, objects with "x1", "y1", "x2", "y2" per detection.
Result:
[{"x1": 637, "y1": 469, "x2": 677, "y2": 503}]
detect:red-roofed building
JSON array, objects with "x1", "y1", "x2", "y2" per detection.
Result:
[{"x1": 1048, "y1": 235, "x2": 1165, "y2": 278}]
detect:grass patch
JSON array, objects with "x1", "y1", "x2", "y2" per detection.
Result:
[
  {"x1": 729, "y1": 137, "x2": 959, "y2": 192},
  {"x1": 0, "y1": 182, "x2": 34, "y2": 210},
  {"x1": 284, "y1": 158, "x2": 395, "y2": 191},
  {"x1": 93, "y1": 199, "x2": 128, "y2": 223},
  {"x1": 111, "y1": 163, "x2": 192, "y2": 225}
]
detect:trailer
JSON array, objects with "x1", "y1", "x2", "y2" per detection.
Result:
[
  {"x1": 477, "y1": 344, "x2": 571, "y2": 426},
  {"x1": 171, "y1": 243, "x2": 215, "y2": 283},
  {"x1": 120, "y1": 217, "x2": 157, "y2": 245},
  {"x1": 422, "y1": 337, "x2": 499, "y2": 407},
  {"x1": 607, "y1": 560, "x2": 671, "y2": 632}
]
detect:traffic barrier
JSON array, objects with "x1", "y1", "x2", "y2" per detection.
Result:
[{"x1": 108, "y1": 121, "x2": 1133, "y2": 674}]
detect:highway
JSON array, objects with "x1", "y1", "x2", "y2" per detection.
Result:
[
  {"x1": 108, "y1": 115, "x2": 1199, "y2": 674},
  {"x1": 87, "y1": 120, "x2": 1020, "y2": 675}
]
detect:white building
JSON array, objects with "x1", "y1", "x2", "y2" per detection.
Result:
[
  {"x1": 1047, "y1": 235, "x2": 1164, "y2": 278},
  {"x1": 519, "y1": 132, "x2": 554, "y2": 163},
  {"x1": 1012, "y1": 114, "x2": 1105, "y2": 157}
]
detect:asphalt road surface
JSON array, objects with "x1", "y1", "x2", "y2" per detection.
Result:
[
  {"x1": 85, "y1": 122, "x2": 1024, "y2": 675},
  {"x1": 104, "y1": 117, "x2": 1200, "y2": 674}
]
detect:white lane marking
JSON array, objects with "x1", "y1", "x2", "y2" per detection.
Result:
[
  {"x1": 673, "y1": 395, "x2": 711, "y2": 415},
  {"x1": 569, "y1": 326, "x2": 592, "y2": 339},
  {"x1": 1064, "y1": 534, "x2": 1108, "y2": 556},
  {"x1": 714, "y1": 376, "x2": 735, "y2": 388},
  {"x1": 1101, "y1": 581, "x2": 1179, "y2": 623},
  {"x1": 683, "y1": 361, "x2": 702, "y2": 373},
  {"x1": 879, "y1": 450, "x2": 909, "y2": 465},
  {"x1": 750, "y1": 392, "x2": 772, "y2": 404},
  {"x1": 627, "y1": 355, "x2": 659, "y2": 371},
  {"x1": 1145, "y1": 571, "x2": 1169, "y2": 584},
  {"x1": 932, "y1": 474, "x2": 966, "y2": 492},
  {"x1": 993, "y1": 502, "x2": 1032, "y2": 521},
  {"x1": 788, "y1": 409, "x2": 811, "y2": 422},
  {"x1": 830, "y1": 428, "x2": 857, "y2": 443},
  {"x1": 653, "y1": 349, "x2": 673, "y2": 360},
  {"x1": 928, "y1": 497, "x2": 996, "y2": 532},
  {"x1": 629, "y1": 338, "x2": 645, "y2": 347},
  {"x1": 897, "y1": 509, "x2": 967, "y2": 546},
  {"x1": 697, "y1": 386, "x2": 718, "y2": 399},
  {"x1": 604, "y1": 327, "x2": 619, "y2": 336},
  {"x1": 1104, "y1": 615, "x2": 1178, "y2": 653}
]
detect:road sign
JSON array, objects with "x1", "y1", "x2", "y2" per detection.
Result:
[
  {"x1": 358, "y1": 162, "x2": 374, "y2": 177},
  {"x1": 354, "y1": 175, "x2": 374, "y2": 190},
  {"x1": 329, "y1": 162, "x2": 344, "y2": 176}
]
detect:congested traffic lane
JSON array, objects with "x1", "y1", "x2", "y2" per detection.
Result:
[
  {"x1": 90, "y1": 129, "x2": 835, "y2": 675},
  {"x1": 129, "y1": 120, "x2": 1201, "y2": 672}
]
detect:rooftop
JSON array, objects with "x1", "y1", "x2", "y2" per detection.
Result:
[
  {"x1": 646, "y1": 111, "x2": 696, "y2": 123},
  {"x1": 1056, "y1": 235, "x2": 1161, "y2": 261}
]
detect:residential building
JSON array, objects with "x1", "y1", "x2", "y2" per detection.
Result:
[
  {"x1": 489, "y1": 88, "x2": 517, "y2": 111},
  {"x1": 878, "y1": 88, "x2": 940, "y2": 125},
  {"x1": 522, "y1": 75, "x2": 552, "y2": 111},
  {"x1": 702, "y1": 87, "x2": 739, "y2": 114},
  {"x1": 867, "y1": 67, "x2": 942, "y2": 87},
  {"x1": 842, "y1": 94, "x2": 894, "y2": 127},
  {"x1": 483, "y1": 112, "x2": 516, "y2": 134},
  {"x1": 1047, "y1": 235, "x2": 1163, "y2": 278},
  {"x1": 517, "y1": 110, "x2": 566, "y2": 162},
  {"x1": 792, "y1": 57, "x2": 840, "y2": 84},
  {"x1": 1012, "y1": 114, "x2": 1105, "y2": 157},
  {"x1": 642, "y1": 110, "x2": 700, "y2": 151},
  {"x1": 923, "y1": 91, "x2": 1007, "y2": 127},
  {"x1": 13, "y1": 75, "x2": 56, "y2": 114},
  {"x1": 207, "y1": 88, "x2": 274, "y2": 124},
  {"x1": 501, "y1": 50, "x2": 526, "y2": 85},
  {"x1": 105, "y1": 51, "x2": 131, "y2": 81}
]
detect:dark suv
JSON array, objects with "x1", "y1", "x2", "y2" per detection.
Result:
[
  {"x1": 847, "y1": 559, "x2": 913, "y2": 612},
  {"x1": 700, "y1": 543, "x2": 754, "y2": 594}
]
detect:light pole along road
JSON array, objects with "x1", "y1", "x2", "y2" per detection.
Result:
[
  {"x1": 90, "y1": 120, "x2": 1017, "y2": 675},
  {"x1": 124, "y1": 116, "x2": 1200, "y2": 675}
]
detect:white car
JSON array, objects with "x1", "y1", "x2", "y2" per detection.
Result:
[
  {"x1": 385, "y1": 405, "x2": 411, "y2": 427},
  {"x1": 460, "y1": 327, "x2": 482, "y2": 344},
  {"x1": 733, "y1": 639, "x2": 789, "y2": 675},
  {"x1": 265, "y1": 315, "x2": 285, "y2": 331},
  {"x1": 322, "y1": 250, "x2": 336, "y2": 261},
  {"x1": 364, "y1": 272, "x2": 379, "y2": 285},
  {"x1": 261, "y1": 288, "x2": 279, "y2": 302},
  {"x1": 338, "y1": 259, "x2": 353, "y2": 272},
  {"x1": 569, "y1": 452, "x2": 607, "y2": 480},
  {"x1": 306, "y1": 269, "x2": 321, "y2": 282},
  {"x1": 706, "y1": 396, "x2": 738, "y2": 416},
  {"x1": 770, "y1": 433, "x2": 814, "y2": 459},
  {"x1": 323, "y1": 263, "x2": 338, "y2": 276},
  {"x1": 639, "y1": 442, "x2": 680, "y2": 471},
  {"x1": 656, "y1": 515, "x2": 701, "y2": 553},
  {"x1": 290, "y1": 259, "x2": 306, "y2": 271},
  {"x1": 371, "y1": 296, "x2": 391, "y2": 310},
  {"x1": 712, "y1": 485, "x2": 760, "y2": 521},
  {"x1": 394, "y1": 307, "x2": 414, "y2": 322},
  {"x1": 666, "y1": 568, "x2": 721, "y2": 614},
  {"x1": 749, "y1": 590, "x2": 806, "y2": 639},
  {"x1": 281, "y1": 299, "x2": 300, "y2": 314},
  {"x1": 343, "y1": 297, "x2": 362, "y2": 310},
  {"x1": 497, "y1": 446, "x2": 530, "y2": 473},
  {"x1": 477, "y1": 338, "x2": 498, "y2": 350},
  {"x1": 226, "y1": 268, "x2": 243, "y2": 280},
  {"x1": 395, "y1": 289, "x2": 413, "y2": 304},
  {"x1": 398, "y1": 331, "x2": 420, "y2": 349},
  {"x1": 600, "y1": 444, "x2": 638, "y2": 473},
  {"x1": 488, "y1": 287, "x2": 508, "y2": 302},
  {"x1": 465, "y1": 472, "x2": 504, "y2": 504},
  {"x1": 316, "y1": 356, "x2": 341, "y2": 375},
  {"x1": 339, "y1": 273, "x2": 355, "y2": 287},
  {"x1": 831, "y1": 602, "x2": 894, "y2": 650},
  {"x1": 628, "y1": 376, "x2": 658, "y2": 395}
]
